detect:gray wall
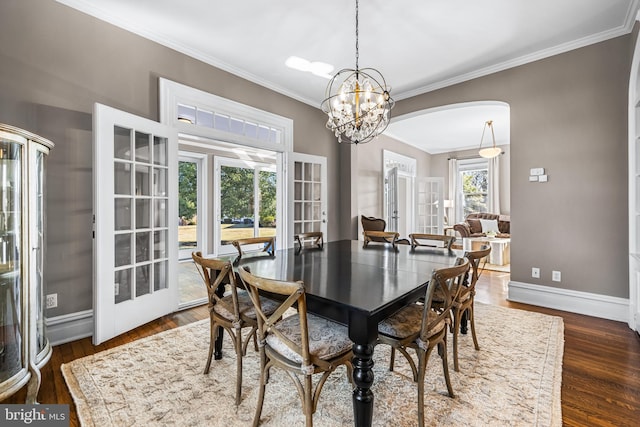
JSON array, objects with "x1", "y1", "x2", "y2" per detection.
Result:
[
  {"x1": 393, "y1": 35, "x2": 632, "y2": 298},
  {"x1": 0, "y1": 0, "x2": 342, "y2": 316}
]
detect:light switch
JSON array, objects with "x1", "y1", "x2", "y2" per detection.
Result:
[
  {"x1": 538, "y1": 175, "x2": 548, "y2": 182},
  {"x1": 530, "y1": 168, "x2": 545, "y2": 176},
  {"x1": 529, "y1": 176, "x2": 539, "y2": 182}
]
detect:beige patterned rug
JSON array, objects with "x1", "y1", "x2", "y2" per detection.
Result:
[{"x1": 62, "y1": 303, "x2": 563, "y2": 426}]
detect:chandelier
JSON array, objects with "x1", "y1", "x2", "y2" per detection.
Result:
[
  {"x1": 321, "y1": 0, "x2": 394, "y2": 145},
  {"x1": 478, "y1": 120, "x2": 502, "y2": 159}
]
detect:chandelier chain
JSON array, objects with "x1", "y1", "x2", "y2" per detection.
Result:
[{"x1": 355, "y1": 0, "x2": 359, "y2": 71}]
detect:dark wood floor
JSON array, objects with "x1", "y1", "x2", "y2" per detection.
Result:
[{"x1": 3, "y1": 270, "x2": 640, "y2": 426}]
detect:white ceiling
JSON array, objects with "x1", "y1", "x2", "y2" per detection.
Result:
[{"x1": 56, "y1": 0, "x2": 639, "y2": 153}]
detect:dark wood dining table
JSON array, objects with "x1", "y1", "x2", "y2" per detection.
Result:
[{"x1": 232, "y1": 239, "x2": 461, "y2": 427}]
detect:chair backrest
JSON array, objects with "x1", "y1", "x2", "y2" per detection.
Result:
[
  {"x1": 231, "y1": 236, "x2": 275, "y2": 264},
  {"x1": 409, "y1": 233, "x2": 455, "y2": 250},
  {"x1": 294, "y1": 231, "x2": 324, "y2": 250},
  {"x1": 463, "y1": 245, "x2": 491, "y2": 292},
  {"x1": 238, "y1": 266, "x2": 325, "y2": 368},
  {"x1": 421, "y1": 258, "x2": 470, "y2": 340},
  {"x1": 361, "y1": 215, "x2": 386, "y2": 232},
  {"x1": 192, "y1": 251, "x2": 240, "y2": 320}
]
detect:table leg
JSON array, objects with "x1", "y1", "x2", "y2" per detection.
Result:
[
  {"x1": 352, "y1": 343, "x2": 374, "y2": 427},
  {"x1": 460, "y1": 309, "x2": 469, "y2": 335}
]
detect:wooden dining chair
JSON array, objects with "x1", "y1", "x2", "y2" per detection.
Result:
[
  {"x1": 294, "y1": 231, "x2": 324, "y2": 250},
  {"x1": 191, "y1": 251, "x2": 278, "y2": 405},
  {"x1": 449, "y1": 245, "x2": 491, "y2": 371},
  {"x1": 237, "y1": 266, "x2": 353, "y2": 427},
  {"x1": 231, "y1": 236, "x2": 275, "y2": 264},
  {"x1": 377, "y1": 258, "x2": 470, "y2": 427},
  {"x1": 409, "y1": 233, "x2": 455, "y2": 250}
]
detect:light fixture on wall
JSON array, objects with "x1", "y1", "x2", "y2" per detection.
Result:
[
  {"x1": 478, "y1": 120, "x2": 501, "y2": 158},
  {"x1": 321, "y1": 0, "x2": 394, "y2": 144}
]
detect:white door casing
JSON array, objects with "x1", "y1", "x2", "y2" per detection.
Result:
[{"x1": 93, "y1": 103, "x2": 178, "y2": 345}]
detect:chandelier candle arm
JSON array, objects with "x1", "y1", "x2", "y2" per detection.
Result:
[{"x1": 321, "y1": 0, "x2": 394, "y2": 144}]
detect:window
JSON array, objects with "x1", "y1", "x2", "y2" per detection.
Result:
[{"x1": 458, "y1": 158, "x2": 488, "y2": 217}]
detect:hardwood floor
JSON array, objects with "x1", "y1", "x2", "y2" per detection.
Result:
[{"x1": 3, "y1": 270, "x2": 639, "y2": 426}]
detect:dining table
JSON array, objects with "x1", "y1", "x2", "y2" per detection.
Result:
[{"x1": 230, "y1": 239, "x2": 461, "y2": 427}]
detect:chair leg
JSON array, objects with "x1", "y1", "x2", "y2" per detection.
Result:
[
  {"x1": 252, "y1": 353, "x2": 268, "y2": 427},
  {"x1": 438, "y1": 338, "x2": 455, "y2": 398},
  {"x1": 234, "y1": 331, "x2": 243, "y2": 406},
  {"x1": 204, "y1": 317, "x2": 217, "y2": 374},
  {"x1": 452, "y1": 310, "x2": 461, "y2": 372},
  {"x1": 416, "y1": 348, "x2": 428, "y2": 427},
  {"x1": 389, "y1": 347, "x2": 396, "y2": 371},
  {"x1": 469, "y1": 303, "x2": 480, "y2": 350},
  {"x1": 304, "y1": 374, "x2": 314, "y2": 426}
]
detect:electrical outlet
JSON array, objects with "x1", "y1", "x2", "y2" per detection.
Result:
[
  {"x1": 46, "y1": 293, "x2": 57, "y2": 309},
  {"x1": 552, "y1": 270, "x2": 561, "y2": 282},
  {"x1": 531, "y1": 267, "x2": 540, "y2": 278}
]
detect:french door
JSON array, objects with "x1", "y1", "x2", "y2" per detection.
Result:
[
  {"x1": 415, "y1": 177, "x2": 444, "y2": 235},
  {"x1": 214, "y1": 157, "x2": 277, "y2": 255},
  {"x1": 93, "y1": 103, "x2": 178, "y2": 345},
  {"x1": 178, "y1": 153, "x2": 205, "y2": 260},
  {"x1": 289, "y1": 153, "x2": 327, "y2": 243}
]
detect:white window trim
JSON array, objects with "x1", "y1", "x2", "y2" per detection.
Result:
[{"x1": 159, "y1": 78, "x2": 293, "y2": 153}]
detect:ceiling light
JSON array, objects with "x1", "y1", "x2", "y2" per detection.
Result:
[
  {"x1": 320, "y1": 0, "x2": 394, "y2": 144},
  {"x1": 478, "y1": 120, "x2": 501, "y2": 158}
]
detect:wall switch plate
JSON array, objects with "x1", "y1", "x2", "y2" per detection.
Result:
[
  {"x1": 552, "y1": 271, "x2": 561, "y2": 282},
  {"x1": 538, "y1": 174, "x2": 548, "y2": 182},
  {"x1": 529, "y1": 176, "x2": 539, "y2": 182},
  {"x1": 530, "y1": 167, "x2": 545, "y2": 176},
  {"x1": 46, "y1": 293, "x2": 57, "y2": 309},
  {"x1": 532, "y1": 267, "x2": 540, "y2": 278}
]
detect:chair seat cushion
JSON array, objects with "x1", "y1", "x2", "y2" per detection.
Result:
[
  {"x1": 266, "y1": 313, "x2": 352, "y2": 364},
  {"x1": 378, "y1": 303, "x2": 445, "y2": 340},
  {"x1": 213, "y1": 291, "x2": 278, "y2": 320}
]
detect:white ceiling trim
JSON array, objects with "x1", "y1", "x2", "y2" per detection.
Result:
[
  {"x1": 56, "y1": 0, "x2": 640, "y2": 109},
  {"x1": 397, "y1": 1, "x2": 640, "y2": 101}
]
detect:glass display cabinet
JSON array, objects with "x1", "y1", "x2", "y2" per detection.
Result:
[{"x1": 0, "y1": 124, "x2": 53, "y2": 403}]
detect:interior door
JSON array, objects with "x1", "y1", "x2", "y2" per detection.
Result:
[
  {"x1": 214, "y1": 157, "x2": 277, "y2": 255},
  {"x1": 385, "y1": 167, "x2": 399, "y2": 232},
  {"x1": 289, "y1": 153, "x2": 327, "y2": 245},
  {"x1": 93, "y1": 103, "x2": 178, "y2": 345},
  {"x1": 415, "y1": 177, "x2": 444, "y2": 235}
]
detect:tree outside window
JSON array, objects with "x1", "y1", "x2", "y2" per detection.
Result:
[{"x1": 460, "y1": 163, "x2": 488, "y2": 216}]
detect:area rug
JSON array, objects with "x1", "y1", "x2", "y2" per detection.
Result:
[{"x1": 62, "y1": 303, "x2": 563, "y2": 426}]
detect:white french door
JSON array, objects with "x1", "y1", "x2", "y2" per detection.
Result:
[
  {"x1": 93, "y1": 103, "x2": 178, "y2": 345},
  {"x1": 214, "y1": 157, "x2": 277, "y2": 255},
  {"x1": 385, "y1": 167, "x2": 399, "y2": 232},
  {"x1": 288, "y1": 153, "x2": 327, "y2": 244},
  {"x1": 415, "y1": 177, "x2": 444, "y2": 235}
]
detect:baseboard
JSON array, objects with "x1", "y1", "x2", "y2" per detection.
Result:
[
  {"x1": 45, "y1": 310, "x2": 93, "y2": 346},
  {"x1": 508, "y1": 281, "x2": 630, "y2": 323}
]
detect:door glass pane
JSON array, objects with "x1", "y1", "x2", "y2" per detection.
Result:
[
  {"x1": 136, "y1": 199, "x2": 150, "y2": 229},
  {"x1": 114, "y1": 233, "x2": 132, "y2": 267},
  {"x1": 258, "y1": 170, "x2": 276, "y2": 238},
  {"x1": 114, "y1": 198, "x2": 132, "y2": 230},
  {"x1": 153, "y1": 136, "x2": 167, "y2": 166},
  {"x1": 154, "y1": 199, "x2": 167, "y2": 228},
  {"x1": 154, "y1": 261, "x2": 168, "y2": 291},
  {"x1": 114, "y1": 162, "x2": 131, "y2": 195},
  {"x1": 178, "y1": 161, "x2": 198, "y2": 253},
  {"x1": 136, "y1": 232, "x2": 150, "y2": 263},
  {"x1": 135, "y1": 165, "x2": 150, "y2": 196},
  {"x1": 153, "y1": 168, "x2": 167, "y2": 197},
  {"x1": 114, "y1": 126, "x2": 131, "y2": 160},
  {"x1": 135, "y1": 265, "x2": 150, "y2": 296},
  {"x1": 220, "y1": 165, "x2": 254, "y2": 244},
  {"x1": 135, "y1": 131, "x2": 150, "y2": 163},
  {"x1": 154, "y1": 230, "x2": 167, "y2": 259},
  {"x1": 115, "y1": 268, "x2": 132, "y2": 304}
]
